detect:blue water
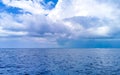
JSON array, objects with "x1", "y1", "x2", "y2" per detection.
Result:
[{"x1": 0, "y1": 48, "x2": 120, "y2": 75}]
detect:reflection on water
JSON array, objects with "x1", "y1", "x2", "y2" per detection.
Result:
[{"x1": 0, "y1": 48, "x2": 120, "y2": 75}]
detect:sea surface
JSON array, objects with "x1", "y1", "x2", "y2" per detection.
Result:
[{"x1": 0, "y1": 48, "x2": 120, "y2": 75}]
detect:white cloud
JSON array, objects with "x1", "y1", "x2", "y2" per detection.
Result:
[
  {"x1": 0, "y1": 13, "x2": 25, "y2": 29},
  {"x1": 87, "y1": 26, "x2": 110, "y2": 37},
  {"x1": 49, "y1": 0, "x2": 120, "y2": 38},
  {"x1": 0, "y1": 27, "x2": 28, "y2": 37},
  {"x1": 48, "y1": 0, "x2": 118, "y2": 20}
]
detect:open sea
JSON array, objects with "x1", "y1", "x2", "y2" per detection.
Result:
[{"x1": 0, "y1": 48, "x2": 120, "y2": 75}]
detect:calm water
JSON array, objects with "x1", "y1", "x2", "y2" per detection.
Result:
[{"x1": 0, "y1": 48, "x2": 120, "y2": 75}]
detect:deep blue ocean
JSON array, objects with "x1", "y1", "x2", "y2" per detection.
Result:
[{"x1": 0, "y1": 48, "x2": 120, "y2": 75}]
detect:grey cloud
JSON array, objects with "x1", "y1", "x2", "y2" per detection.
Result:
[{"x1": 0, "y1": 13, "x2": 71, "y2": 39}]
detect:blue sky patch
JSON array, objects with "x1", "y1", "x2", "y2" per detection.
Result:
[
  {"x1": 0, "y1": 1, "x2": 23, "y2": 14},
  {"x1": 40, "y1": 0, "x2": 58, "y2": 10}
]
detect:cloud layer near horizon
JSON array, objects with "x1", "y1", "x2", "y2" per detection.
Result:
[{"x1": 0, "y1": 0, "x2": 120, "y2": 48}]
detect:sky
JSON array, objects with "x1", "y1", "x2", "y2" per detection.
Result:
[{"x1": 0, "y1": 0, "x2": 120, "y2": 48}]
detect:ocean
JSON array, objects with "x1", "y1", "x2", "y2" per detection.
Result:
[{"x1": 0, "y1": 48, "x2": 120, "y2": 75}]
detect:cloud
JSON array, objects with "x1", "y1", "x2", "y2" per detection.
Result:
[
  {"x1": 48, "y1": 0, "x2": 119, "y2": 20},
  {"x1": 2, "y1": 0, "x2": 47, "y2": 14},
  {"x1": 0, "y1": 0, "x2": 120, "y2": 47}
]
